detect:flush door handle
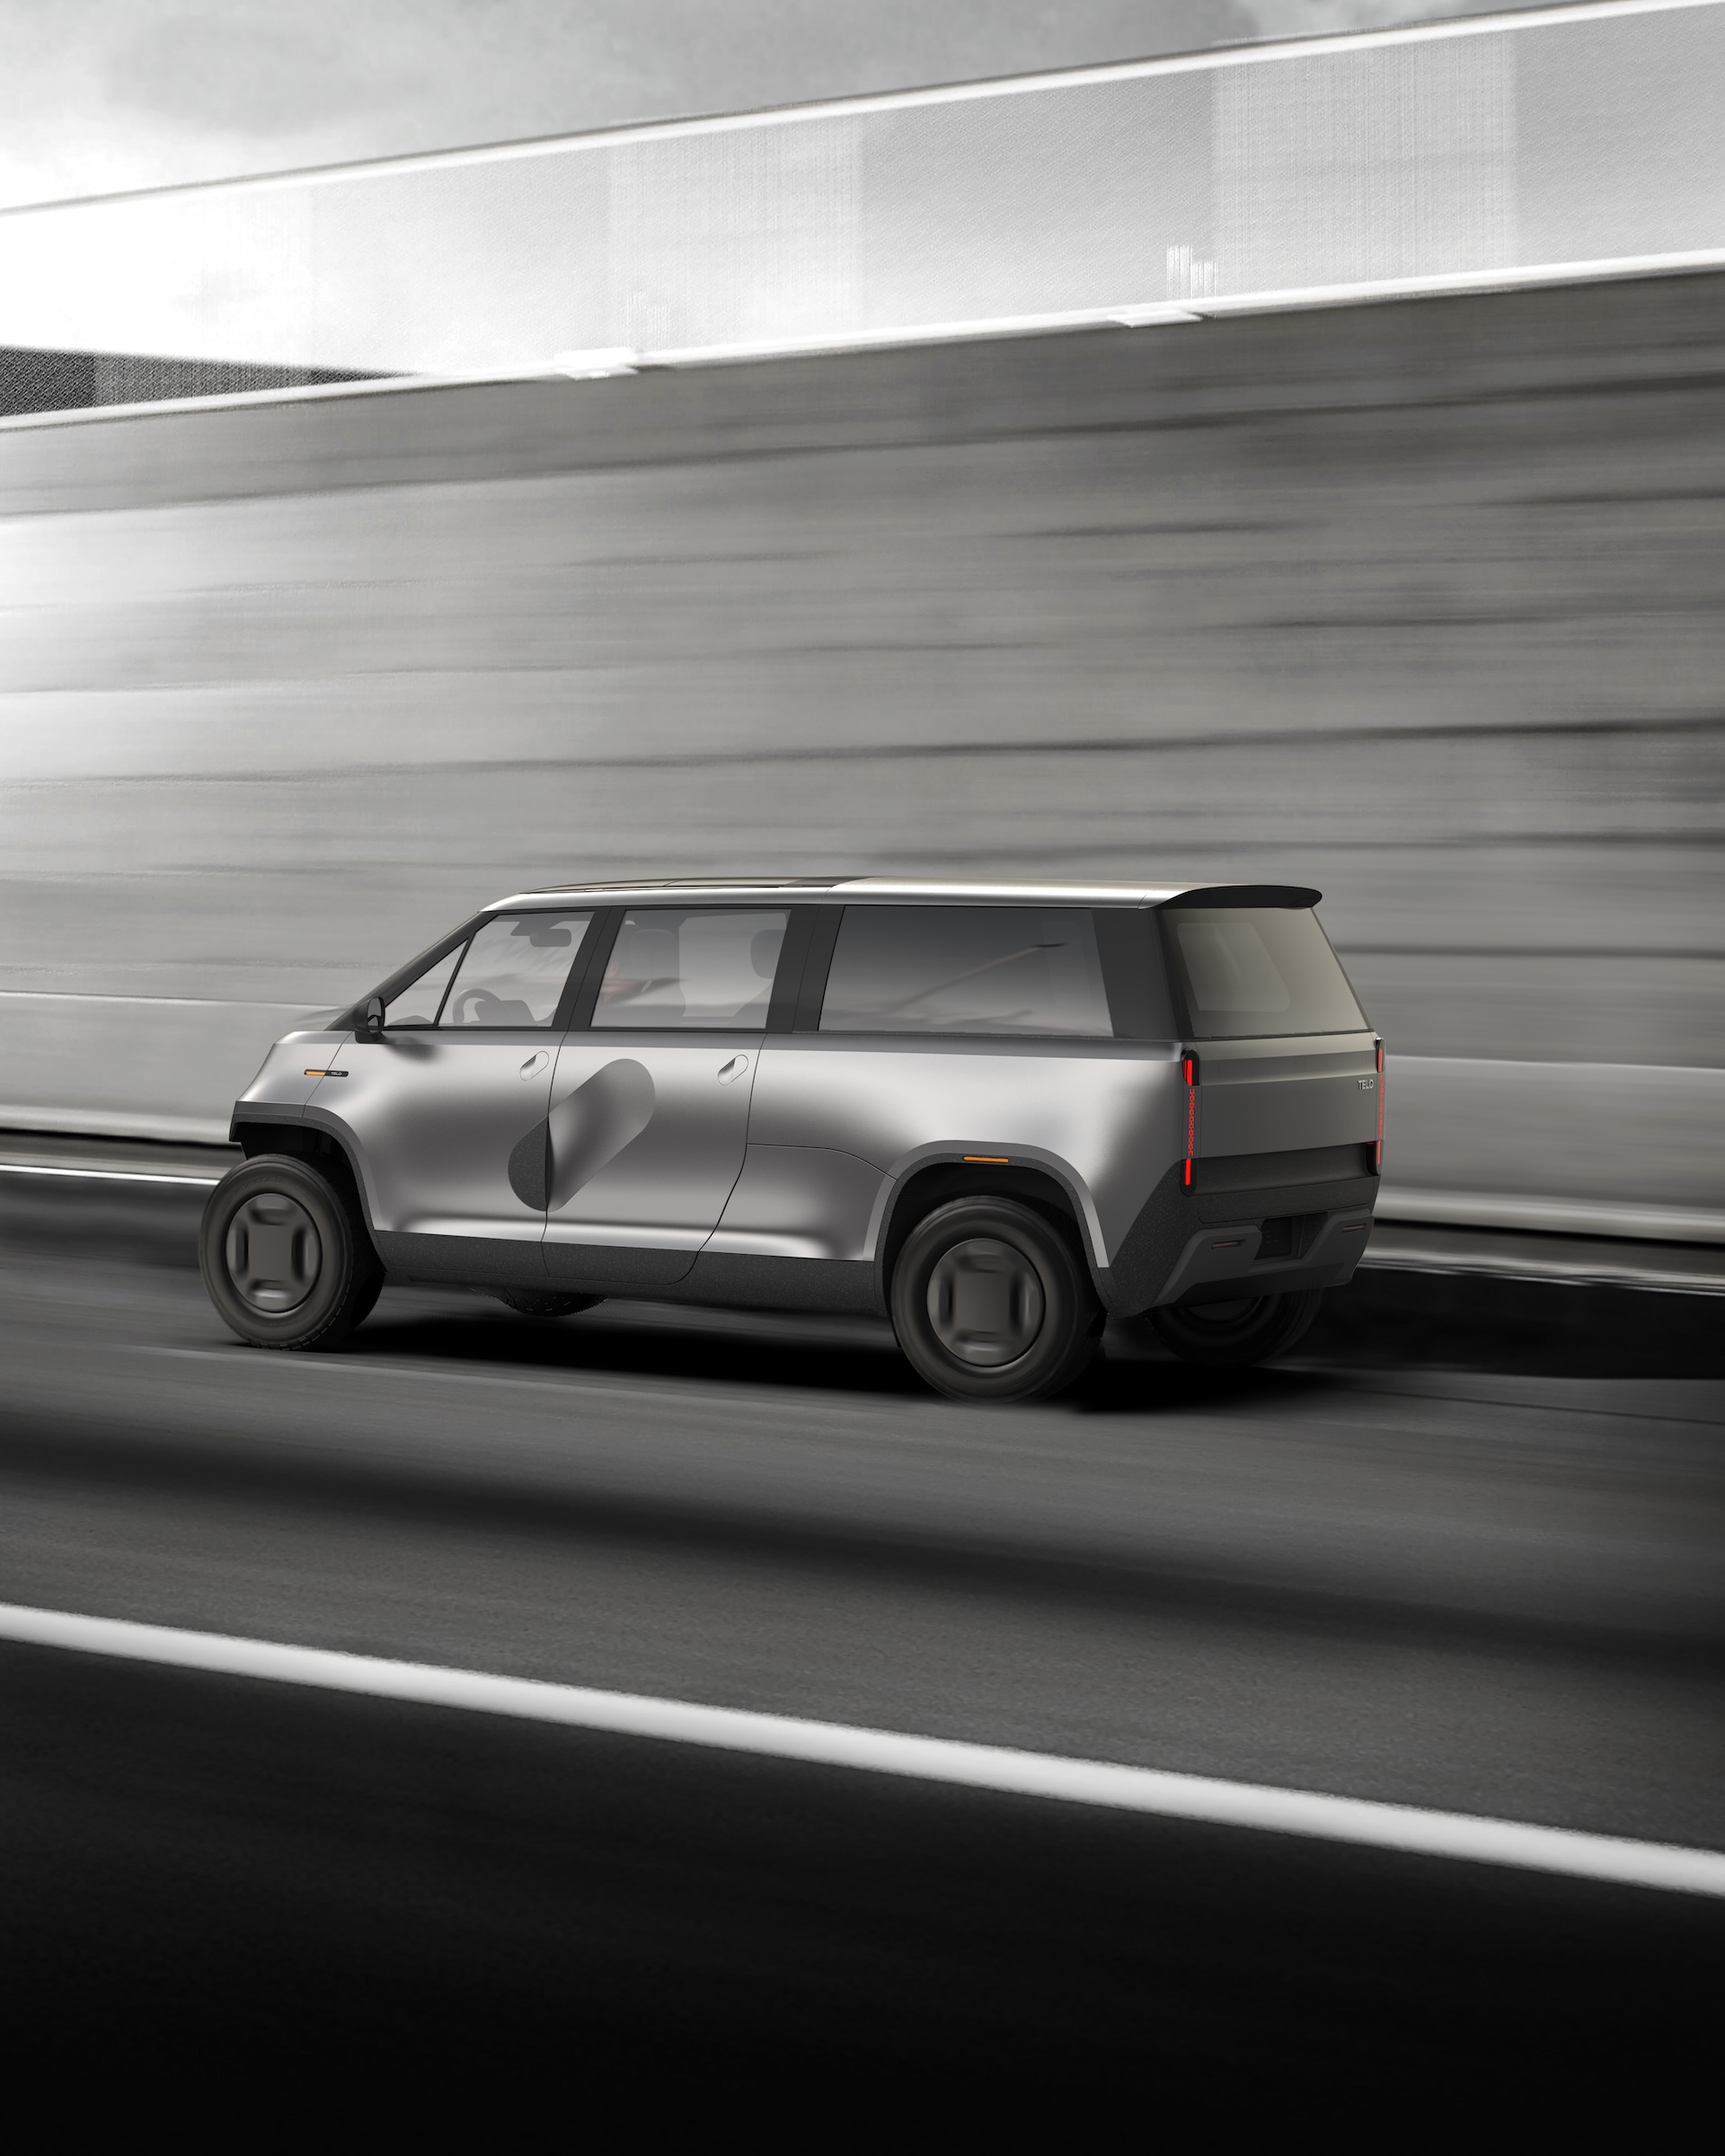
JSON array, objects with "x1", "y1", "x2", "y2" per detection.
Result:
[
  {"x1": 519, "y1": 1051, "x2": 551, "y2": 1080},
  {"x1": 716, "y1": 1055, "x2": 749, "y2": 1085}
]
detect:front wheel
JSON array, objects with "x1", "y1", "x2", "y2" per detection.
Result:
[
  {"x1": 1143, "y1": 1289, "x2": 1324, "y2": 1369},
  {"x1": 200, "y1": 1154, "x2": 383, "y2": 1351},
  {"x1": 890, "y1": 1197, "x2": 1101, "y2": 1404}
]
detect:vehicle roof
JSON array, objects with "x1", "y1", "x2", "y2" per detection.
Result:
[{"x1": 486, "y1": 876, "x2": 1322, "y2": 910}]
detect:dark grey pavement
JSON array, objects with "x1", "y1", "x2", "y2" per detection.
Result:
[
  {"x1": 4, "y1": 1637, "x2": 1718, "y2": 2124},
  {"x1": 1, "y1": 1177, "x2": 1721, "y2": 2108}
]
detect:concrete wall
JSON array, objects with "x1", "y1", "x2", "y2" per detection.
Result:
[{"x1": 1, "y1": 270, "x2": 1721, "y2": 1233}]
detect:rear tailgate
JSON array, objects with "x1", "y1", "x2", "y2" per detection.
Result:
[
  {"x1": 1195, "y1": 1036, "x2": 1381, "y2": 1163},
  {"x1": 1156, "y1": 897, "x2": 1383, "y2": 1184}
]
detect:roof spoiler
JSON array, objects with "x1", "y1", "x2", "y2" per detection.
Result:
[{"x1": 1155, "y1": 885, "x2": 1322, "y2": 909}]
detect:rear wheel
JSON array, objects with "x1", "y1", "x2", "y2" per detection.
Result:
[
  {"x1": 890, "y1": 1197, "x2": 1101, "y2": 1404},
  {"x1": 492, "y1": 1290, "x2": 602, "y2": 1318},
  {"x1": 1145, "y1": 1289, "x2": 1323, "y2": 1369},
  {"x1": 200, "y1": 1154, "x2": 383, "y2": 1351}
]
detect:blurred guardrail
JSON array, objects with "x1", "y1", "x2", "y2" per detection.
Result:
[
  {"x1": 1, "y1": 1, "x2": 1723, "y2": 386},
  {"x1": 0, "y1": 260, "x2": 1721, "y2": 1242}
]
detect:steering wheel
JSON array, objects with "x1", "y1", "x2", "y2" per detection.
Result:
[{"x1": 450, "y1": 986, "x2": 495, "y2": 1024}]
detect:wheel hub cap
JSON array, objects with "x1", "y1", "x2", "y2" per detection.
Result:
[
  {"x1": 926, "y1": 1238, "x2": 1045, "y2": 1367},
  {"x1": 226, "y1": 1193, "x2": 322, "y2": 1312}
]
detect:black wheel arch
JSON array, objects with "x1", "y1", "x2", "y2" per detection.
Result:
[
  {"x1": 230, "y1": 1110, "x2": 372, "y2": 1233},
  {"x1": 874, "y1": 1158, "x2": 1101, "y2": 1312}
]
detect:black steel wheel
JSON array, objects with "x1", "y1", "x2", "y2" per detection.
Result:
[
  {"x1": 492, "y1": 1290, "x2": 602, "y2": 1318},
  {"x1": 1146, "y1": 1289, "x2": 1324, "y2": 1369},
  {"x1": 200, "y1": 1154, "x2": 383, "y2": 1351},
  {"x1": 890, "y1": 1197, "x2": 1101, "y2": 1404}
]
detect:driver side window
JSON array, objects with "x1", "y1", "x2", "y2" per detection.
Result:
[
  {"x1": 383, "y1": 945, "x2": 462, "y2": 1028},
  {"x1": 439, "y1": 912, "x2": 594, "y2": 1028}
]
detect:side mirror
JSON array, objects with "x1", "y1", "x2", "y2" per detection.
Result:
[{"x1": 361, "y1": 995, "x2": 385, "y2": 1040}]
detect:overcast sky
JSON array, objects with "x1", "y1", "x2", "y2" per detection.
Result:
[{"x1": 0, "y1": 1, "x2": 1562, "y2": 210}]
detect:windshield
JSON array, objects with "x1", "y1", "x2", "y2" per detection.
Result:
[{"x1": 1160, "y1": 906, "x2": 1366, "y2": 1039}]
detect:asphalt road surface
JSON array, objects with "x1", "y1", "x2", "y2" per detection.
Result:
[{"x1": 2, "y1": 1176, "x2": 1721, "y2": 2117}]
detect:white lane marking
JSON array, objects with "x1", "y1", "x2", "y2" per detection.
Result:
[
  {"x1": 0, "y1": 1162, "x2": 220, "y2": 1187},
  {"x1": 1, "y1": 1601, "x2": 1720, "y2": 1900}
]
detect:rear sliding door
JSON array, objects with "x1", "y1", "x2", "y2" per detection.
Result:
[{"x1": 727, "y1": 905, "x2": 1125, "y2": 1263}]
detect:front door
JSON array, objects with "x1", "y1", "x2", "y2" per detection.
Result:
[
  {"x1": 332, "y1": 908, "x2": 595, "y2": 1277},
  {"x1": 541, "y1": 906, "x2": 786, "y2": 1288}
]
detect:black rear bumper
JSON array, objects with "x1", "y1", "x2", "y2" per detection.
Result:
[{"x1": 1099, "y1": 1153, "x2": 1379, "y2": 1316}]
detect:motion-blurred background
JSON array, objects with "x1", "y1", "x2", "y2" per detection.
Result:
[
  {"x1": 1, "y1": 0, "x2": 1721, "y2": 1247},
  {"x1": 2, "y1": 12, "x2": 1722, "y2": 2106}
]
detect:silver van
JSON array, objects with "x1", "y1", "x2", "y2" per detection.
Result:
[{"x1": 204, "y1": 879, "x2": 1383, "y2": 1401}]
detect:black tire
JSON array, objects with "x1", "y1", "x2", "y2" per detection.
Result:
[
  {"x1": 1145, "y1": 1289, "x2": 1324, "y2": 1369},
  {"x1": 200, "y1": 1154, "x2": 383, "y2": 1351},
  {"x1": 349, "y1": 1270, "x2": 386, "y2": 1330},
  {"x1": 890, "y1": 1197, "x2": 1101, "y2": 1404},
  {"x1": 492, "y1": 1290, "x2": 602, "y2": 1318}
]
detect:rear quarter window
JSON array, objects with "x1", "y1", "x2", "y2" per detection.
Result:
[
  {"x1": 818, "y1": 906, "x2": 1110, "y2": 1037},
  {"x1": 1161, "y1": 907, "x2": 1365, "y2": 1039}
]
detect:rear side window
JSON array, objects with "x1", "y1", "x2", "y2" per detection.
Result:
[
  {"x1": 1161, "y1": 907, "x2": 1365, "y2": 1039},
  {"x1": 594, "y1": 909, "x2": 788, "y2": 1028},
  {"x1": 818, "y1": 906, "x2": 1110, "y2": 1037},
  {"x1": 439, "y1": 912, "x2": 594, "y2": 1027}
]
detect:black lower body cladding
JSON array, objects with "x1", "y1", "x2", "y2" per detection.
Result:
[
  {"x1": 1103, "y1": 1149, "x2": 1378, "y2": 1318},
  {"x1": 372, "y1": 1233, "x2": 879, "y2": 1314}
]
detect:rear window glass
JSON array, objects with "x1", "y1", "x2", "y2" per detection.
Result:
[
  {"x1": 439, "y1": 912, "x2": 594, "y2": 1027},
  {"x1": 819, "y1": 906, "x2": 1110, "y2": 1037},
  {"x1": 1161, "y1": 908, "x2": 1364, "y2": 1039}
]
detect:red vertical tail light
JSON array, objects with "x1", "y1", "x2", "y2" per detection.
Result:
[
  {"x1": 1181, "y1": 1051, "x2": 1198, "y2": 1186},
  {"x1": 1374, "y1": 1039, "x2": 1384, "y2": 1168}
]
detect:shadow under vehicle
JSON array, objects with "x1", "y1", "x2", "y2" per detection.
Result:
[{"x1": 204, "y1": 878, "x2": 1383, "y2": 1402}]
